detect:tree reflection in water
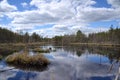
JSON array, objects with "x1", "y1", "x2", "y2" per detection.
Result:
[{"x1": 0, "y1": 45, "x2": 120, "y2": 80}]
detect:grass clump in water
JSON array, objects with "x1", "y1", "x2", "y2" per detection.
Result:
[
  {"x1": 5, "y1": 53, "x2": 50, "y2": 68},
  {"x1": 33, "y1": 48, "x2": 50, "y2": 53},
  {"x1": 0, "y1": 55, "x2": 2, "y2": 60}
]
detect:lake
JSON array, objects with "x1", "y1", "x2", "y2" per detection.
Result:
[{"x1": 0, "y1": 45, "x2": 120, "y2": 80}]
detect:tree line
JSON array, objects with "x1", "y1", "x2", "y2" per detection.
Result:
[
  {"x1": 52, "y1": 27, "x2": 120, "y2": 45},
  {"x1": 88, "y1": 27, "x2": 120, "y2": 44},
  {"x1": 0, "y1": 26, "x2": 120, "y2": 44},
  {"x1": 0, "y1": 27, "x2": 43, "y2": 43}
]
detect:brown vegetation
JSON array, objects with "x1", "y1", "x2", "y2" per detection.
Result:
[
  {"x1": 0, "y1": 55, "x2": 2, "y2": 60},
  {"x1": 5, "y1": 53, "x2": 50, "y2": 69},
  {"x1": 0, "y1": 44, "x2": 23, "y2": 56},
  {"x1": 32, "y1": 48, "x2": 50, "y2": 53}
]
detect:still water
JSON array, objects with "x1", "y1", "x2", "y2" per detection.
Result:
[{"x1": 0, "y1": 45, "x2": 120, "y2": 80}]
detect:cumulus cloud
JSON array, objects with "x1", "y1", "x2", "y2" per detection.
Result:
[
  {"x1": 0, "y1": 0, "x2": 17, "y2": 20},
  {"x1": 107, "y1": 0, "x2": 120, "y2": 8},
  {"x1": 21, "y1": 2, "x2": 28, "y2": 8},
  {"x1": 2, "y1": 0, "x2": 120, "y2": 37},
  {"x1": 30, "y1": 24, "x2": 109, "y2": 38},
  {"x1": 7, "y1": 0, "x2": 96, "y2": 25},
  {"x1": 13, "y1": 0, "x2": 120, "y2": 23},
  {"x1": 0, "y1": 0, "x2": 17, "y2": 12}
]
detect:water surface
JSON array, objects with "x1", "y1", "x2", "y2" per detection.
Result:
[{"x1": 0, "y1": 45, "x2": 119, "y2": 80}]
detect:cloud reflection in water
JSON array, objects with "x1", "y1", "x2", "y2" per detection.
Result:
[{"x1": 0, "y1": 46, "x2": 119, "y2": 80}]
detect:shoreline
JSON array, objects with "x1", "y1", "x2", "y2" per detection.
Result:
[
  {"x1": 70, "y1": 43, "x2": 120, "y2": 47},
  {"x1": 0, "y1": 42, "x2": 120, "y2": 47}
]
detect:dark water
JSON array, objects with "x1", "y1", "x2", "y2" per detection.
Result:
[{"x1": 0, "y1": 45, "x2": 120, "y2": 80}]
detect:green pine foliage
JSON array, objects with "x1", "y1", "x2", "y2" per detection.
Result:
[
  {"x1": 0, "y1": 26, "x2": 120, "y2": 45},
  {"x1": 0, "y1": 27, "x2": 42, "y2": 43}
]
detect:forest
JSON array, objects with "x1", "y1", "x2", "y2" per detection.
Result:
[
  {"x1": 53, "y1": 27, "x2": 120, "y2": 45},
  {"x1": 0, "y1": 26, "x2": 120, "y2": 45},
  {"x1": 0, "y1": 27, "x2": 43, "y2": 43}
]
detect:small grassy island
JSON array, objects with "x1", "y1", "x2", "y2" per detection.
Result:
[
  {"x1": 32, "y1": 48, "x2": 50, "y2": 53},
  {"x1": 5, "y1": 53, "x2": 50, "y2": 71}
]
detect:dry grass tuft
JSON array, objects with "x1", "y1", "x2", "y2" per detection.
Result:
[
  {"x1": 5, "y1": 53, "x2": 50, "y2": 68},
  {"x1": 33, "y1": 48, "x2": 50, "y2": 53}
]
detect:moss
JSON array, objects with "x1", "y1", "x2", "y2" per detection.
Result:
[{"x1": 5, "y1": 53, "x2": 50, "y2": 69}]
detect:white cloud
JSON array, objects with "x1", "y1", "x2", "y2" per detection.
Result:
[
  {"x1": 2, "y1": 0, "x2": 120, "y2": 37},
  {"x1": 0, "y1": 0, "x2": 17, "y2": 18},
  {"x1": 30, "y1": 24, "x2": 109, "y2": 38},
  {"x1": 107, "y1": 0, "x2": 120, "y2": 8},
  {"x1": 0, "y1": 24, "x2": 13, "y2": 31},
  {"x1": 77, "y1": 7, "x2": 120, "y2": 22},
  {"x1": 21, "y1": 2, "x2": 28, "y2": 8},
  {"x1": 30, "y1": 24, "x2": 73, "y2": 38},
  {"x1": 7, "y1": 10, "x2": 61, "y2": 24},
  {"x1": 0, "y1": 0, "x2": 17, "y2": 12},
  {"x1": 16, "y1": 0, "x2": 120, "y2": 23}
]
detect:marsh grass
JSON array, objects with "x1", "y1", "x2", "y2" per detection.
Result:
[
  {"x1": 0, "y1": 47, "x2": 17, "y2": 54},
  {"x1": 0, "y1": 44, "x2": 23, "y2": 56},
  {"x1": 5, "y1": 53, "x2": 50, "y2": 70},
  {"x1": 0, "y1": 55, "x2": 2, "y2": 60},
  {"x1": 33, "y1": 48, "x2": 50, "y2": 53}
]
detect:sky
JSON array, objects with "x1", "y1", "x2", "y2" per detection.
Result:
[{"x1": 0, "y1": 0, "x2": 120, "y2": 37}]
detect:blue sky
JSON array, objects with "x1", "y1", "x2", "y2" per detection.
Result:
[{"x1": 0, "y1": 0, "x2": 120, "y2": 37}]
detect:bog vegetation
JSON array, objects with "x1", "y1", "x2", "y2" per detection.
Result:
[
  {"x1": 5, "y1": 53, "x2": 50, "y2": 69},
  {"x1": 32, "y1": 48, "x2": 50, "y2": 53}
]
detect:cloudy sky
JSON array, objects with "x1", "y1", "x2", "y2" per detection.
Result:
[{"x1": 0, "y1": 0, "x2": 120, "y2": 37}]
